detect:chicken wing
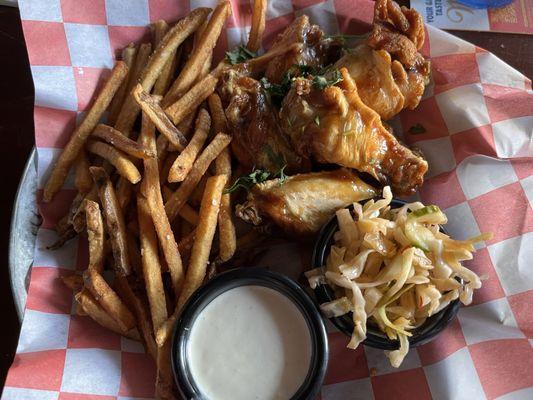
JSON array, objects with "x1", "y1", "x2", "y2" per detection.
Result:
[
  {"x1": 279, "y1": 68, "x2": 428, "y2": 196},
  {"x1": 236, "y1": 169, "x2": 377, "y2": 235}
]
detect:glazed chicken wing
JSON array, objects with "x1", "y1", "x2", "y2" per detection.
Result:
[
  {"x1": 236, "y1": 169, "x2": 377, "y2": 235},
  {"x1": 279, "y1": 69, "x2": 428, "y2": 196}
]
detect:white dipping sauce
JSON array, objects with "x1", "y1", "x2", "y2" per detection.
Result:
[{"x1": 187, "y1": 285, "x2": 312, "y2": 400}]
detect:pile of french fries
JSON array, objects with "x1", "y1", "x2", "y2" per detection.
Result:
[{"x1": 46, "y1": 1, "x2": 270, "y2": 398}]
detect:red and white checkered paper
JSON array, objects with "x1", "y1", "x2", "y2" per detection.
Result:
[{"x1": 5, "y1": 0, "x2": 533, "y2": 399}]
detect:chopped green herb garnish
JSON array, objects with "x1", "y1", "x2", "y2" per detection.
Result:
[
  {"x1": 408, "y1": 123, "x2": 427, "y2": 135},
  {"x1": 312, "y1": 69, "x2": 343, "y2": 90},
  {"x1": 224, "y1": 169, "x2": 271, "y2": 194},
  {"x1": 225, "y1": 46, "x2": 257, "y2": 65}
]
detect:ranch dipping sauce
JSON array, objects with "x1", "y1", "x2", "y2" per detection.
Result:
[{"x1": 187, "y1": 285, "x2": 313, "y2": 400}]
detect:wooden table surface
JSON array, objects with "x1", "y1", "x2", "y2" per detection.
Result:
[{"x1": 0, "y1": 3, "x2": 531, "y2": 389}]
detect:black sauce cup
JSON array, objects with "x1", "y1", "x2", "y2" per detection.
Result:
[
  {"x1": 172, "y1": 267, "x2": 329, "y2": 400},
  {"x1": 311, "y1": 199, "x2": 461, "y2": 350}
]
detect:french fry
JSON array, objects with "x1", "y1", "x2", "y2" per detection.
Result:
[
  {"x1": 90, "y1": 166, "x2": 132, "y2": 276},
  {"x1": 108, "y1": 43, "x2": 137, "y2": 125},
  {"x1": 140, "y1": 113, "x2": 184, "y2": 298},
  {"x1": 137, "y1": 194, "x2": 168, "y2": 334},
  {"x1": 126, "y1": 230, "x2": 144, "y2": 277},
  {"x1": 84, "y1": 200, "x2": 105, "y2": 274},
  {"x1": 116, "y1": 176, "x2": 134, "y2": 211},
  {"x1": 83, "y1": 269, "x2": 136, "y2": 331},
  {"x1": 74, "y1": 151, "x2": 92, "y2": 194},
  {"x1": 246, "y1": 42, "x2": 303, "y2": 74},
  {"x1": 159, "y1": 152, "x2": 176, "y2": 185},
  {"x1": 43, "y1": 61, "x2": 128, "y2": 202},
  {"x1": 152, "y1": 20, "x2": 175, "y2": 97},
  {"x1": 165, "y1": 132, "x2": 231, "y2": 222},
  {"x1": 155, "y1": 339, "x2": 175, "y2": 399},
  {"x1": 180, "y1": 203, "x2": 199, "y2": 225},
  {"x1": 177, "y1": 174, "x2": 227, "y2": 309},
  {"x1": 132, "y1": 84, "x2": 188, "y2": 151},
  {"x1": 178, "y1": 229, "x2": 196, "y2": 256},
  {"x1": 151, "y1": 20, "x2": 169, "y2": 49},
  {"x1": 61, "y1": 274, "x2": 83, "y2": 291},
  {"x1": 92, "y1": 124, "x2": 155, "y2": 159},
  {"x1": 168, "y1": 109, "x2": 211, "y2": 182},
  {"x1": 247, "y1": 0, "x2": 267, "y2": 52},
  {"x1": 87, "y1": 141, "x2": 141, "y2": 184},
  {"x1": 163, "y1": 1, "x2": 231, "y2": 106}
]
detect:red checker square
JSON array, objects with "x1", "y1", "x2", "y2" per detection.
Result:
[
  {"x1": 38, "y1": 189, "x2": 77, "y2": 229},
  {"x1": 22, "y1": 21, "x2": 71, "y2": 66},
  {"x1": 292, "y1": 0, "x2": 324, "y2": 11},
  {"x1": 73, "y1": 67, "x2": 111, "y2": 111},
  {"x1": 470, "y1": 339, "x2": 533, "y2": 399},
  {"x1": 323, "y1": 332, "x2": 369, "y2": 385},
  {"x1": 76, "y1": 232, "x2": 89, "y2": 271},
  {"x1": 417, "y1": 319, "x2": 466, "y2": 366},
  {"x1": 226, "y1": 0, "x2": 252, "y2": 29},
  {"x1": 371, "y1": 368, "x2": 432, "y2": 400},
  {"x1": 431, "y1": 53, "x2": 480, "y2": 95},
  {"x1": 149, "y1": 0, "x2": 190, "y2": 23},
  {"x1": 418, "y1": 171, "x2": 466, "y2": 210},
  {"x1": 483, "y1": 84, "x2": 533, "y2": 124},
  {"x1": 450, "y1": 125, "x2": 496, "y2": 165},
  {"x1": 119, "y1": 352, "x2": 156, "y2": 398},
  {"x1": 469, "y1": 182, "x2": 533, "y2": 245},
  {"x1": 401, "y1": 97, "x2": 449, "y2": 143},
  {"x1": 5, "y1": 350, "x2": 66, "y2": 391},
  {"x1": 34, "y1": 106, "x2": 77, "y2": 149},
  {"x1": 108, "y1": 26, "x2": 151, "y2": 58},
  {"x1": 61, "y1": 0, "x2": 107, "y2": 25},
  {"x1": 511, "y1": 159, "x2": 533, "y2": 180},
  {"x1": 463, "y1": 247, "x2": 505, "y2": 306},
  {"x1": 333, "y1": 0, "x2": 373, "y2": 34},
  {"x1": 59, "y1": 393, "x2": 116, "y2": 400},
  {"x1": 26, "y1": 267, "x2": 73, "y2": 314},
  {"x1": 68, "y1": 315, "x2": 122, "y2": 351},
  {"x1": 508, "y1": 290, "x2": 533, "y2": 338}
]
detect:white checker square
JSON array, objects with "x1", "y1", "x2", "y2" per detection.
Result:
[
  {"x1": 458, "y1": 298, "x2": 525, "y2": 345},
  {"x1": 427, "y1": 25, "x2": 476, "y2": 58},
  {"x1": 31, "y1": 66, "x2": 78, "y2": 111},
  {"x1": 61, "y1": 348, "x2": 121, "y2": 395},
  {"x1": 364, "y1": 344, "x2": 421, "y2": 376},
  {"x1": 435, "y1": 84, "x2": 490, "y2": 134},
  {"x1": 520, "y1": 176, "x2": 533, "y2": 210},
  {"x1": 64, "y1": 23, "x2": 113, "y2": 68},
  {"x1": 226, "y1": 26, "x2": 250, "y2": 50},
  {"x1": 33, "y1": 228, "x2": 79, "y2": 269},
  {"x1": 415, "y1": 137, "x2": 456, "y2": 178},
  {"x1": 19, "y1": 0, "x2": 62, "y2": 22},
  {"x1": 16, "y1": 310, "x2": 69, "y2": 353},
  {"x1": 477, "y1": 52, "x2": 526, "y2": 90},
  {"x1": 37, "y1": 147, "x2": 75, "y2": 191},
  {"x1": 495, "y1": 387, "x2": 533, "y2": 400},
  {"x1": 444, "y1": 202, "x2": 483, "y2": 248},
  {"x1": 105, "y1": 0, "x2": 150, "y2": 26},
  {"x1": 190, "y1": 0, "x2": 219, "y2": 9},
  {"x1": 492, "y1": 116, "x2": 533, "y2": 159},
  {"x1": 321, "y1": 378, "x2": 374, "y2": 400},
  {"x1": 121, "y1": 336, "x2": 145, "y2": 353},
  {"x1": 488, "y1": 232, "x2": 533, "y2": 296},
  {"x1": 1, "y1": 387, "x2": 59, "y2": 400},
  {"x1": 456, "y1": 155, "x2": 518, "y2": 200},
  {"x1": 266, "y1": 0, "x2": 293, "y2": 19},
  {"x1": 295, "y1": 0, "x2": 339, "y2": 35},
  {"x1": 424, "y1": 347, "x2": 485, "y2": 400}
]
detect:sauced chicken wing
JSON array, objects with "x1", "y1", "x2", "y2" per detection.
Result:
[
  {"x1": 236, "y1": 169, "x2": 377, "y2": 235},
  {"x1": 279, "y1": 69, "x2": 427, "y2": 196}
]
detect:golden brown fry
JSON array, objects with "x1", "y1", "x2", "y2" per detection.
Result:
[
  {"x1": 155, "y1": 338, "x2": 175, "y2": 399},
  {"x1": 168, "y1": 109, "x2": 211, "y2": 182},
  {"x1": 126, "y1": 230, "x2": 144, "y2": 277},
  {"x1": 152, "y1": 20, "x2": 169, "y2": 48},
  {"x1": 137, "y1": 194, "x2": 168, "y2": 334},
  {"x1": 116, "y1": 177, "x2": 134, "y2": 211},
  {"x1": 132, "y1": 84, "x2": 188, "y2": 151},
  {"x1": 139, "y1": 113, "x2": 184, "y2": 298},
  {"x1": 87, "y1": 141, "x2": 141, "y2": 184},
  {"x1": 90, "y1": 166, "x2": 131, "y2": 276},
  {"x1": 159, "y1": 153, "x2": 176, "y2": 185},
  {"x1": 165, "y1": 132, "x2": 231, "y2": 222},
  {"x1": 152, "y1": 20, "x2": 174, "y2": 97},
  {"x1": 84, "y1": 199, "x2": 105, "y2": 274},
  {"x1": 247, "y1": 42, "x2": 302, "y2": 74},
  {"x1": 74, "y1": 151, "x2": 92, "y2": 194},
  {"x1": 178, "y1": 229, "x2": 196, "y2": 256},
  {"x1": 247, "y1": 0, "x2": 267, "y2": 52},
  {"x1": 177, "y1": 174, "x2": 227, "y2": 309},
  {"x1": 61, "y1": 274, "x2": 83, "y2": 291},
  {"x1": 180, "y1": 203, "x2": 199, "y2": 225},
  {"x1": 108, "y1": 44, "x2": 137, "y2": 125},
  {"x1": 207, "y1": 93, "x2": 228, "y2": 133},
  {"x1": 163, "y1": 1, "x2": 231, "y2": 107},
  {"x1": 44, "y1": 62, "x2": 128, "y2": 202},
  {"x1": 83, "y1": 269, "x2": 136, "y2": 331},
  {"x1": 92, "y1": 124, "x2": 155, "y2": 159}
]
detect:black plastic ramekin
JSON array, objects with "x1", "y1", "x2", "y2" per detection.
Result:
[
  {"x1": 311, "y1": 199, "x2": 461, "y2": 350},
  {"x1": 171, "y1": 267, "x2": 329, "y2": 400}
]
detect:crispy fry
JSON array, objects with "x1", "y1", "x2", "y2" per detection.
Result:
[
  {"x1": 178, "y1": 229, "x2": 196, "y2": 256},
  {"x1": 116, "y1": 176, "x2": 134, "y2": 210},
  {"x1": 92, "y1": 124, "x2": 155, "y2": 159},
  {"x1": 140, "y1": 113, "x2": 184, "y2": 298},
  {"x1": 168, "y1": 109, "x2": 211, "y2": 182},
  {"x1": 246, "y1": 42, "x2": 303, "y2": 74},
  {"x1": 177, "y1": 174, "x2": 227, "y2": 309},
  {"x1": 247, "y1": 0, "x2": 267, "y2": 52},
  {"x1": 155, "y1": 338, "x2": 175, "y2": 399},
  {"x1": 163, "y1": 1, "x2": 231, "y2": 106},
  {"x1": 180, "y1": 203, "x2": 199, "y2": 225},
  {"x1": 151, "y1": 20, "x2": 169, "y2": 48},
  {"x1": 160, "y1": 153, "x2": 176, "y2": 185},
  {"x1": 61, "y1": 274, "x2": 83, "y2": 291},
  {"x1": 108, "y1": 43, "x2": 137, "y2": 125},
  {"x1": 165, "y1": 133, "x2": 231, "y2": 222},
  {"x1": 90, "y1": 166, "x2": 131, "y2": 276},
  {"x1": 74, "y1": 151, "x2": 92, "y2": 194},
  {"x1": 44, "y1": 62, "x2": 128, "y2": 202},
  {"x1": 152, "y1": 20, "x2": 174, "y2": 97},
  {"x1": 85, "y1": 199, "x2": 105, "y2": 273},
  {"x1": 132, "y1": 84, "x2": 187, "y2": 151},
  {"x1": 87, "y1": 141, "x2": 141, "y2": 184},
  {"x1": 126, "y1": 230, "x2": 144, "y2": 277},
  {"x1": 83, "y1": 269, "x2": 136, "y2": 331}
]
